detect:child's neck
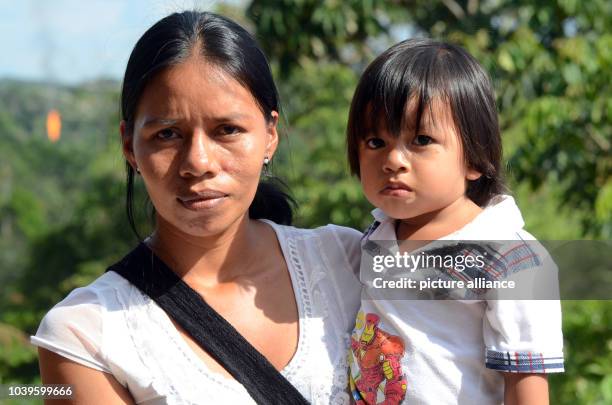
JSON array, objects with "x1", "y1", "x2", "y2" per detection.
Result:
[{"x1": 396, "y1": 196, "x2": 483, "y2": 240}]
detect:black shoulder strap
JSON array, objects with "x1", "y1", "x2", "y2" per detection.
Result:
[{"x1": 107, "y1": 243, "x2": 309, "y2": 405}]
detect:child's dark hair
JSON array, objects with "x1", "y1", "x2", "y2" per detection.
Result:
[{"x1": 346, "y1": 38, "x2": 505, "y2": 207}]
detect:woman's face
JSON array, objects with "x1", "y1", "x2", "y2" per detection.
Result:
[{"x1": 122, "y1": 56, "x2": 278, "y2": 237}]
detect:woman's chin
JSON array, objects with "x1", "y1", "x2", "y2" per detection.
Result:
[{"x1": 170, "y1": 211, "x2": 246, "y2": 239}]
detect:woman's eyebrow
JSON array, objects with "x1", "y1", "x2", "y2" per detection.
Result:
[
  {"x1": 141, "y1": 113, "x2": 252, "y2": 129},
  {"x1": 210, "y1": 113, "x2": 252, "y2": 122},
  {"x1": 141, "y1": 117, "x2": 179, "y2": 128}
]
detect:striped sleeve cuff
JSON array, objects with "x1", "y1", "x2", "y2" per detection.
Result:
[{"x1": 485, "y1": 349, "x2": 565, "y2": 373}]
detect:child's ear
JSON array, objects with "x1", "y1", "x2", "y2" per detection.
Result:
[{"x1": 466, "y1": 167, "x2": 482, "y2": 181}]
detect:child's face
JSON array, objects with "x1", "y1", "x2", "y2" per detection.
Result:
[{"x1": 358, "y1": 98, "x2": 481, "y2": 223}]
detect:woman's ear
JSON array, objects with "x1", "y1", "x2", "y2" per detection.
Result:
[
  {"x1": 120, "y1": 120, "x2": 138, "y2": 171},
  {"x1": 265, "y1": 111, "x2": 280, "y2": 159}
]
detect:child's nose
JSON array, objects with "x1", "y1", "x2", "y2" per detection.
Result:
[{"x1": 383, "y1": 147, "x2": 410, "y2": 174}]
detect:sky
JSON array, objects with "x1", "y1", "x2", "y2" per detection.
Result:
[{"x1": 0, "y1": 0, "x2": 242, "y2": 84}]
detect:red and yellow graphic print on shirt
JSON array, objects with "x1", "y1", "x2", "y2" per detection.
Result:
[{"x1": 348, "y1": 311, "x2": 407, "y2": 404}]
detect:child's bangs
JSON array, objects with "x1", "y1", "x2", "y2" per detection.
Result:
[{"x1": 355, "y1": 47, "x2": 452, "y2": 139}]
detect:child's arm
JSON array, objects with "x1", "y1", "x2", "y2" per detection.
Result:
[{"x1": 503, "y1": 373, "x2": 549, "y2": 405}]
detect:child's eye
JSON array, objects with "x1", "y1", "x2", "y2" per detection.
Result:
[
  {"x1": 413, "y1": 135, "x2": 433, "y2": 146},
  {"x1": 365, "y1": 137, "x2": 386, "y2": 149},
  {"x1": 156, "y1": 128, "x2": 180, "y2": 140},
  {"x1": 217, "y1": 125, "x2": 242, "y2": 136}
]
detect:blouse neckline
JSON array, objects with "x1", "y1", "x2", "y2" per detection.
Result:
[{"x1": 135, "y1": 219, "x2": 311, "y2": 392}]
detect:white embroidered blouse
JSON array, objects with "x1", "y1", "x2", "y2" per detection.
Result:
[{"x1": 31, "y1": 221, "x2": 363, "y2": 404}]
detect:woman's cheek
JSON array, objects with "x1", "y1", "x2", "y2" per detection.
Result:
[
  {"x1": 150, "y1": 152, "x2": 176, "y2": 177},
  {"x1": 134, "y1": 139, "x2": 175, "y2": 176},
  {"x1": 224, "y1": 137, "x2": 266, "y2": 177},
  {"x1": 219, "y1": 145, "x2": 251, "y2": 175}
]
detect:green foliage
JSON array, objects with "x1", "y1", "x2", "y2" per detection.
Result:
[
  {"x1": 274, "y1": 60, "x2": 372, "y2": 229},
  {"x1": 550, "y1": 301, "x2": 612, "y2": 404},
  {"x1": 0, "y1": 323, "x2": 37, "y2": 380},
  {"x1": 0, "y1": 80, "x2": 144, "y2": 382},
  {"x1": 247, "y1": 0, "x2": 392, "y2": 76}
]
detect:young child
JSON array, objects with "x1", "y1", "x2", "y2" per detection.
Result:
[{"x1": 346, "y1": 39, "x2": 564, "y2": 404}]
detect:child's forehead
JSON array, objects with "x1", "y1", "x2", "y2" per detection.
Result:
[{"x1": 365, "y1": 95, "x2": 455, "y2": 133}]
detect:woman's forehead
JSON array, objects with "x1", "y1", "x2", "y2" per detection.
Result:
[
  {"x1": 135, "y1": 58, "x2": 260, "y2": 121},
  {"x1": 143, "y1": 59, "x2": 241, "y2": 100}
]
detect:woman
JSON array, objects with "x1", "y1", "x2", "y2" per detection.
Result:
[{"x1": 32, "y1": 11, "x2": 361, "y2": 404}]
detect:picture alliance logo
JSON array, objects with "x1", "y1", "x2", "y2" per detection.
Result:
[{"x1": 370, "y1": 276, "x2": 516, "y2": 291}]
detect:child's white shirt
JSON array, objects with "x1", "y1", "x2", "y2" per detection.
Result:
[{"x1": 349, "y1": 195, "x2": 564, "y2": 405}]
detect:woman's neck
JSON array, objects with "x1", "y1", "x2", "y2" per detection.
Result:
[
  {"x1": 396, "y1": 196, "x2": 482, "y2": 240},
  {"x1": 147, "y1": 214, "x2": 267, "y2": 287}
]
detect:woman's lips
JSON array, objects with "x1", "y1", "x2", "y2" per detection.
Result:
[{"x1": 177, "y1": 190, "x2": 228, "y2": 210}]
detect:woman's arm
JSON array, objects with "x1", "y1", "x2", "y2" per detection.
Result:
[
  {"x1": 38, "y1": 348, "x2": 134, "y2": 405},
  {"x1": 504, "y1": 373, "x2": 549, "y2": 405}
]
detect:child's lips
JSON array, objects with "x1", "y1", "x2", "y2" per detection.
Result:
[{"x1": 380, "y1": 183, "x2": 413, "y2": 197}]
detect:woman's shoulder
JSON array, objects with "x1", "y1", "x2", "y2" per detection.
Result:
[
  {"x1": 48, "y1": 270, "x2": 133, "y2": 310},
  {"x1": 30, "y1": 271, "x2": 133, "y2": 373},
  {"x1": 266, "y1": 220, "x2": 362, "y2": 248},
  {"x1": 264, "y1": 220, "x2": 363, "y2": 287},
  {"x1": 266, "y1": 221, "x2": 362, "y2": 267}
]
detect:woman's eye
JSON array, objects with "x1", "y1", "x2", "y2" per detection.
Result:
[
  {"x1": 156, "y1": 128, "x2": 179, "y2": 140},
  {"x1": 413, "y1": 135, "x2": 433, "y2": 146},
  {"x1": 365, "y1": 137, "x2": 386, "y2": 149},
  {"x1": 218, "y1": 125, "x2": 241, "y2": 136}
]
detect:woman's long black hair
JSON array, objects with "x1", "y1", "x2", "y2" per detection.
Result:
[{"x1": 121, "y1": 11, "x2": 294, "y2": 239}]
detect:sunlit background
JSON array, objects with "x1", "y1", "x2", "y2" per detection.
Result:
[
  {"x1": 0, "y1": 1, "x2": 610, "y2": 403},
  {"x1": 0, "y1": 0, "x2": 246, "y2": 83}
]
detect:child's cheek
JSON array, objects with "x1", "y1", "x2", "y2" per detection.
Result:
[
  {"x1": 358, "y1": 165, "x2": 382, "y2": 207},
  {"x1": 360, "y1": 173, "x2": 378, "y2": 203},
  {"x1": 419, "y1": 156, "x2": 467, "y2": 198}
]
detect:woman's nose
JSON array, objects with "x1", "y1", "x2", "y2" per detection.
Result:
[
  {"x1": 382, "y1": 146, "x2": 410, "y2": 174},
  {"x1": 179, "y1": 129, "x2": 218, "y2": 178}
]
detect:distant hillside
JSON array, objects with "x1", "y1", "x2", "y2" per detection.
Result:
[
  {"x1": 0, "y1": 79, "x2": 120, "y2": 144},
  {"x1": 0, "y1": 79, "x2": 124, "y2": 290}
]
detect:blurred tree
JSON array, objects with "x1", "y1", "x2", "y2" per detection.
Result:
[
  {"x1": 555, "y1": 300, "x2": 612, "y2": 403},
  {"x1": 0, "y1": 81, "x2": 147, "y2": 383},
  {"x1": 0, "y1": 323, "x2": 37, "y2": 382},
  {"x1": 246, "y1": 0, "x2": 393, "y2": 76},
  {"x1": 273, "y1": 60, "x2": 373, "y2": 228}
]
